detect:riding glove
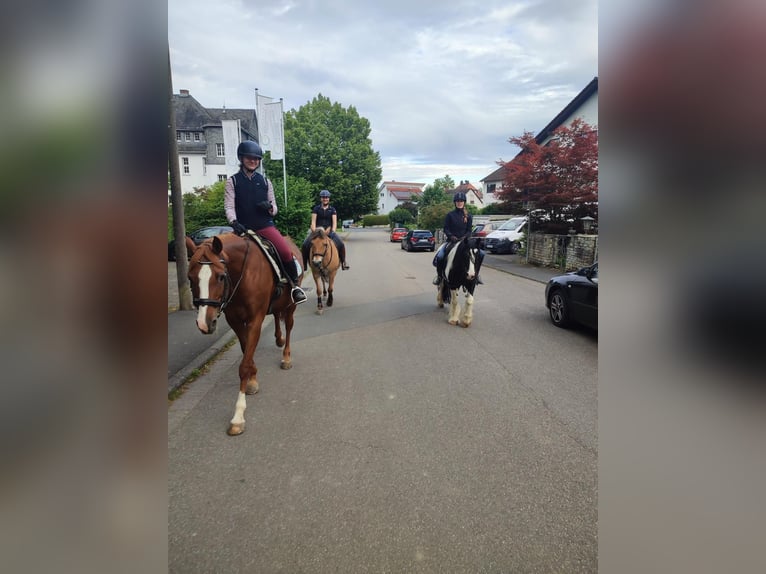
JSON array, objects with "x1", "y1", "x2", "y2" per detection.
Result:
[
  {"x1": 256, "y1": 200, "x2": 272, "y2": 214},
  {"x1": 449, "y1": 235, "x2": 459, "y2": 243},
  {"x1": 231, "y1": 220, "x2": 247, "y2": 235}
]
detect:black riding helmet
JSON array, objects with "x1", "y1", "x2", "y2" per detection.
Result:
[
  {"x1": 237, "y1": 140, "x2": 263, "y2": 160},
  {"x1": 453, "y1": 191, "x2": 467, "y2": 203}
]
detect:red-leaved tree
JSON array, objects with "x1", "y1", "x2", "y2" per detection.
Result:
[{"x1": 497, "y1": 118, "x2": 598, "y2": 233}]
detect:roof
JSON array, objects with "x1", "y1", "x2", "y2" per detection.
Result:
[
  {"x1": 534, "y1": 76, "x2": 598, "y2": 144},
  {"x1": 172, "y1": 91, "x2": 258, "y2": 139},
  {"x1": 390, "y1": 190, "x2": 422, "y2": 201},
  {"x1": 446, "y1": 180, "x2": 483, "y2": 201},
  {"x1": 480, "y1": 77, "x2": 598, "y2": 183},
  {"x1": 381, "y1": 181, "x2": 426, "y2": 189}
]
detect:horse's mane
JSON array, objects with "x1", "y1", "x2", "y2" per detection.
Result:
[{"x1": 309, "y1": 229, "x2": 327, "y2": 240}]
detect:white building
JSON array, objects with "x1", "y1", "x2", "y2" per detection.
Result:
[
  {"x1": 377, "y1": 180, "x2": 426, "y2": 214},
  {"x1": 481, "y1": 77, "x2": 598, "y2": 205},
  {"x1": 172, "y1": 89, "x2": 259, "y2": 194}
]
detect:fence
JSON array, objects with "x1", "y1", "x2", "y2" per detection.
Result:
[{"x1": 527, "y1": 233, "x2": 598, "y2": 272}]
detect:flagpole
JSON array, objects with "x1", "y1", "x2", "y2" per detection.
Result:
[
  {"x1": 280, "y1": 98, "x2": 287, "y2": 207},
  {"x1": 254, "y1": 88, "x2": 264, "y2": 175}
]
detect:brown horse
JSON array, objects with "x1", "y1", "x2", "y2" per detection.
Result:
[
  {"x1": 307, "y1": 228, "x2": 341, "y2": 315},
  {"x1": 186, "y1": 233, "x2": 303, "y2": 436}
]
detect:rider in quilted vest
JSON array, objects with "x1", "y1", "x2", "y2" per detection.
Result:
[{"x1": 224, "y1": 141, "x2": 307, "y2": 304}]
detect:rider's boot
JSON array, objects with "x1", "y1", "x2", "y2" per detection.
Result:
[
  {"x1": 285, "y1": 258, "x2": 307, "y2": 304},
  {"x1": 433, "y1": 259, "x2": 444, "y2": 285},
  {"x1": 340, "y1": 244, "x2": 350, "y2": 270}
]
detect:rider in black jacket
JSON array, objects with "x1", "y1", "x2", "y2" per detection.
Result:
[{"x1": 433, "y1": 191, "x2": 484, "y2": 284}]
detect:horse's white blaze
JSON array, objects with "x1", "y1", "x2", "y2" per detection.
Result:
[
  {"x1": 466, "y1": 253, "x2": 476, "y2": 280},
  {"x1": 196, "y1": 264, "x2": 212, "y2": 332},
  {"x1": 230, "y1": 391, "x2": 246, "y2": 426}
]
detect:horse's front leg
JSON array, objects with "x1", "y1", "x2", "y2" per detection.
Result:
[
  {"x1": 312, "y1": 271, "x2": 325, "y2": 314},
  {"x1": 280, "y1": 307, "x2": 296, "y2": 370},
  {"x1": 326, "y1": 271, "x2": 335, "y2": 307},
  {"x1": 459, "y1": 291, "x2": 475, "y2": 328},
  {"x1": 448, "y1": 290, "x2": 460, "y2": 325},
  {"x1": 228, "y1": 318, "x2": 264, "y2": 436}
]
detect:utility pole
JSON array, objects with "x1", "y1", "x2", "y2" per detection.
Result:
[{"x1": 168, "y1": 47, "x2": 193, "y2": 310}]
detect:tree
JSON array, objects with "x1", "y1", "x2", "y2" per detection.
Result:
[
  {"x1": 420, "y1": 175, "x2": 456, "y2": 208},
  {"x1": 418, "y1": 203, "x2": 452, "y2": 233},
  {"x1": 388, "y1": 207, "x2": 414, "y2": 228},
  {"x1": 498, "y1": 118, "x2": 598, "y2": 230},
  {"x1": 265, "y1": 94, "x2": 381, "y2": 221}
]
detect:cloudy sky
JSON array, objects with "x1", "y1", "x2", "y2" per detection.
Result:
[{"x1": 169, "y1": 0, "x2": 597, "y2": 185}]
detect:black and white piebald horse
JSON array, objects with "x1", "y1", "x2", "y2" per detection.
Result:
[{"x1": 436, "y1": 236, "x2": 483, "y2": 327}]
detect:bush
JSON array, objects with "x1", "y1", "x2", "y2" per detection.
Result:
[{"x1": 362, "y1": 214, "x2": 389, "y2": 227}]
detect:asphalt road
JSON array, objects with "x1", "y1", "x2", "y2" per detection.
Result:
[{"x1": 168, "y1": 227, "x2": 597, "y2": 573}]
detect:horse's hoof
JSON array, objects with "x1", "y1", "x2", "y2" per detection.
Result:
[
  {"x1": 316, "y1": 309, "x2": 324, "y2": 315},
  {"x1": 448, "y1": 319, "x2": 458, "y2": 325},
  {"x1": 460, "y1": 322, "x2": 471, "y2": 328},
  {"x1": 276, "y1": 338, "x2": 285, "y2": 348},
  {"x1": 280, "y1": 361, "x2": 292, "y2": 370},
  {"x1": 245, "y1": 381, "x2": 259, "y2": 395},
  {"x1": 227, "y1": 423, "x2": 245, "y2": 436}
]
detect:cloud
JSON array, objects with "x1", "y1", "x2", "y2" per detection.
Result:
[{"x1": 169, "y1": 0, "x2": 597, "y2": 184}]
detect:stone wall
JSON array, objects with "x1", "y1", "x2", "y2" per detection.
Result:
[{"x1": 527, "y1": 233, "x2": 598, "y2": 271}]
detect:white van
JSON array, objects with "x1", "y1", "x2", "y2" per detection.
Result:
[{"x1": 484, "y1": 217, "x2": 527, "y2": 254}]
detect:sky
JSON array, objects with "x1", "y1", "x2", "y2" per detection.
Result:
[{"x1": 169, "y1": 0, "x2": 597, "y2": 186}]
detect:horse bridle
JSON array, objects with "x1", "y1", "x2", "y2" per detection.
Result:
[
  {"x1": 311, "y1": 236, "x2": 335, "y2": 266},
  {"x1": 192, "y1": 238, "x2": 250, "y2": 316}
]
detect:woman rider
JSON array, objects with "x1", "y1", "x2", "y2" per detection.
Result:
[
  {"x1": 225, "y1": 140, "x2": 307, "y2": 304},
  {"x1": 432, "y1": 191, "x2": 484, "y2": 284},
  {"x1": 302, "y1": 189, "x2": 350, "y2": 270}
]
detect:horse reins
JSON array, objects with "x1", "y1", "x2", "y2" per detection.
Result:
[{"x1": 193, "y1": 238, "x2": 251, "y2": 316}]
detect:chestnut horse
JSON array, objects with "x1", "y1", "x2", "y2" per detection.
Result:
[
  {"x1": 186, "y1": 233, "x2": 303, "y2": 436},
  {"x1": 436, "y1": 236, "x2": 482, "y2": 327},
  {"x1": 307, "y1": 229, "x2": 341, "y2": 315}
]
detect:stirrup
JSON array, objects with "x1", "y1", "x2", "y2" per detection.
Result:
[
  {"x1": 432, "y1": 275, "x2": 441, "y2": 285},
  {"x1": 291, "y1": 287, "x2": 307, "y2": 304},
  {"x1": 342, "y1": 262, "x2": 350, "y2": 270}
]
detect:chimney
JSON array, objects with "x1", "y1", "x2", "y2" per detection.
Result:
[{"x1": 179, "y1": 89, "x2": 190, "y2": 97}]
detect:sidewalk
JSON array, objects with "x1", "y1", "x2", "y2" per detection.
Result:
[{"x1": 167, "y1": 253, "x2": 563, "y2": 394}]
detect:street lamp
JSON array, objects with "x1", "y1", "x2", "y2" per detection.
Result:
[{"x1": 580, "y1": 216, "x2": 595, "y2": 233}]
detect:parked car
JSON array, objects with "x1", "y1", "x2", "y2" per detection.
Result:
[
  {"x1": 484, "y1": 217, "x2": 527, "y2": 254},
  {"x1": 545, "y1": 262, "x2": 598, "y2": 330},
  {"x1": 401, "y1": 229, "x2": 436, "y2": 252},
  {"x1": 342, "y1": 219, "x2": 354, "y2": 228},
  {"x1": 390, "y1": 227, "x2": 409, "y2": 242},
  {"x1": 168, "y1": 225, "x2": 234, "y2": 261},
  {"x1": 471, "y1": 222, "x2": 500, "y2": 248}
]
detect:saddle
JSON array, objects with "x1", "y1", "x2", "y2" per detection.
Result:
[{"x1": 244, "y1": 230, "x2": 291, "y2": 286}]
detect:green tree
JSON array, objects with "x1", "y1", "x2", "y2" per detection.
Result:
[
  {"x1": 388, "y1": 207, "x2": 414, "y2": 228},
  {"x1": 264, "y1": 94, "x2": 381, "y2": 221},
  {"x1": 268, "y1": 175, "x2": 314, "y2": 241},
  {"x1": 420, "y1": 174, "x2": 455, "y2": 208},
  {"x1": 418, "y1": 203, "x2": 452, "y2": 232}
]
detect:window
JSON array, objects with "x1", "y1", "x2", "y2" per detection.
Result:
[
  {"x1": 217, "y1": 174, "x2": 227, "y2": 182},
  {"x1": 194, "y1": 132, "x2": 200, "y2": 142},
  {"x1": 488, "y1": 183, "x2": 496, "y2": 194},
  {"x1": 184, "y1": 132, "x2": 191, "y2": 141},
  {"x1": 182, "y1": 157, "x2": 189, "y2": 175},
  {"x1": 216, "y1": 143, "x2": 225, "y2": 157},
  {"x1": 176, "y1": 131, "x2": 181, "y2": 141}
]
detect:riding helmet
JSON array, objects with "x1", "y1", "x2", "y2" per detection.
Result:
[
  {"x1": 319, "y1": 189, "x2": 331, "y2": 198},
  {"x1": 453, "y1": 191, "x2": 467, "y2": 203},
  {"x1": 237, "y1": 140, "x2": 263, "y2": 160}
]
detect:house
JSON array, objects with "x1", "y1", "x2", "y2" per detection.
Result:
[
  {"x1": 445, "y1": 180, "x2": 483, "y2": 207},
  {"x1": 377, "y1": 181, "x2": 426, "y2": 214},
  {"x1": 480, "y1": 76, "x2": 598, "y2": 205},
  {"x1": 172, "y1": 89, "x2": 259, "y2": 193}
]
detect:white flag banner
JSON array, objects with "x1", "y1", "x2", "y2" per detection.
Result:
[
  {"x1": 256, "y1": 94, "x2": 273, "y2": 150},
  {"x1": 221, "y1": 119, "x2": 241, "y2": 168},
  {"x1": 261, "y1": 101, "x2": 284, "y2": 160}
]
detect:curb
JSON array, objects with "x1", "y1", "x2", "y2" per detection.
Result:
[{"x1": 167, "y1": 329, "x2": 238, "y2": 395}]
